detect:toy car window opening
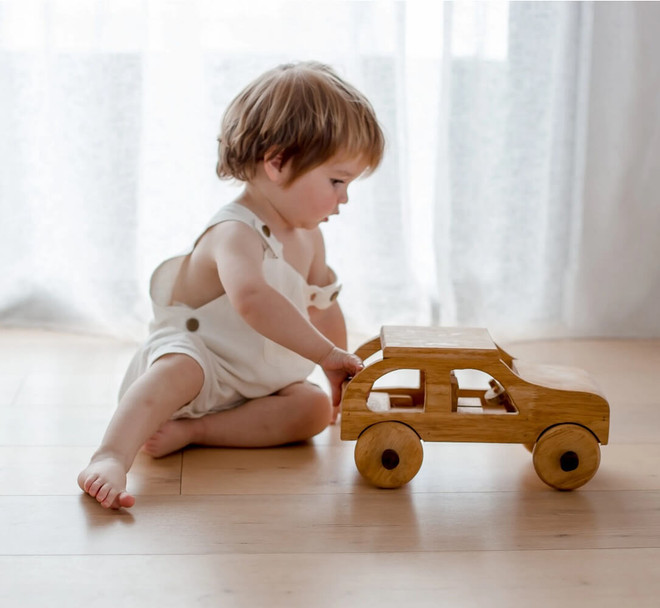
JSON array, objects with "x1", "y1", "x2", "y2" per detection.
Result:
[
  {"x1": 367, "y1": 369, "x2": 426, "y2": 412},
  {"x1": 451, "y1": 369, "x2": 518, "y2": 415}
]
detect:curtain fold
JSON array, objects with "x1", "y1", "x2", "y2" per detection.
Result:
[
  {"x1": 430, "y1": 1, "x2": 592, "y2": 338},
  {"x1": 1, "y1": 1, "x2": 659, "y2": 340},
  {"x1": 567, "y1": 1, "x2": 660, "y2": 338}
]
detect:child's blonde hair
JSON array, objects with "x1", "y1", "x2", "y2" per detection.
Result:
[{"x1": 216, "y1": 61, "x2": 384, "y2": 185}]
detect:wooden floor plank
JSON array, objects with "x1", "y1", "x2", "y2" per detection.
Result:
[
  {"x1": 1, "y1": 549, "x2": 659, "y2": 608},
  {"x1": 11, "y1": 371, "x2": 122, "y2": 408},
  {"x1": 0, "y1": 448, "x2": 181, "y2": 496},
  {"x1": 2, "y1": 490, "x2": 659, "y2": 556},
  {"x1": 181, "y1": 439, "x2": 660, "y2": 495},
  {"x1": 0, "y1": 373, "x2": 25, "y2": 407},
  {"x1": 0, "y1": 403, "x2": 117, "y2": 446}
]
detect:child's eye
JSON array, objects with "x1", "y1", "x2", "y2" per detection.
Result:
[{"x1": 331, "y1": 179, "x2": 344, "y2": 186}]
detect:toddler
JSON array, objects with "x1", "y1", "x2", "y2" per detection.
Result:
[{"x1": 78, "y1": 61, "x2": 385, "y2": 509}]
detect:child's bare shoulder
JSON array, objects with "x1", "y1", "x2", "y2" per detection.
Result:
[
  {"x1": 188, "y1": 220, "x2": 265, "y2": 275},
  {"x1": 201, "y1": 218, "x2": 263, "y2": 250}
]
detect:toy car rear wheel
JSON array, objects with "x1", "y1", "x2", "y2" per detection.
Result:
[
  {"x1": 532, "y1": 424, "x2": 601, "y2": 490},
  {"x1": 354, "y1": 422, "x2": 423, "y2": 488}
]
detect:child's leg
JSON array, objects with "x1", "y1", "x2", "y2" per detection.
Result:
[
  {"x1": 143, "y1": 381, "x2": 332, "y2": 457},
  {"x1": 78, "y1": 353, "x2": 204, "y2": 509}
]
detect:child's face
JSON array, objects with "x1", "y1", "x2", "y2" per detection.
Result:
[{"x1": 275, "y1": 156, "x2": 368, "y2": 230}]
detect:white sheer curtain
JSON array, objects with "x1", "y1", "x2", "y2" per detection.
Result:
[{"x1": 1, "y1": 0, "x2": 659, "y2": 341}]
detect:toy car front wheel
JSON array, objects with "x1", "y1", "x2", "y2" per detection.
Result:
[
  {"x1": 532, "y1": 424, "x2": 601, "y2": 490},
  {"x1": 354, "y1": 422, "x2": 423, "y2": 488}
]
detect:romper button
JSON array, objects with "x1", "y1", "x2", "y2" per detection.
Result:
[
  {"x1": 186, "y1": 318, "x2": 199, "y2": 332},
  {"x1": 262, "y1": 225, "x2": 271, "y2": 237}
]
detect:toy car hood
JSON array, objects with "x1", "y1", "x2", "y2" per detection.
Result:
[{"x1": 511, "y1": 360, "x2": 607, "y2": 400}]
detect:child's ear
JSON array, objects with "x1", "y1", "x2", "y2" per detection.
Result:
[{"x1": 263, "y1": 150, "x2": 287, "y2": 184}]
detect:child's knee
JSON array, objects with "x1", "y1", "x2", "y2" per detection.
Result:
[
  {"x1": 291, "y1": 384, "x2": 332, "y2": 439},
  {"x1": 152, "y1": 353, "x2": 204, "y2": 401}
]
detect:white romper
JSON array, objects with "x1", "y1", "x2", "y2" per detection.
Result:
[{"x1": 119, "y1": 202, "x2": 341, "y2": 419}]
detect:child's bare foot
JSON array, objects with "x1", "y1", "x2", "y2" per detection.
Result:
[
  {"x1": 142, "y1": 419, "x2": 197, "y2": 458},
  {"x1": 77, "y1": 457, "x2": 135, "y2": 509}
]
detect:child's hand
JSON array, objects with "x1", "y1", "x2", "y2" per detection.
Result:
[{"x1": 318, "y1": 347, "x2": 363, "y2": 423}]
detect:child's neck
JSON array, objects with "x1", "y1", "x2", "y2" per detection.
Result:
[{"x1": 236, "y1": 182, "x2": 295, "y2": 234}]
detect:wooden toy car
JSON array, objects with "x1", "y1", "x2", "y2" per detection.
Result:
[{"x1": 340, "y1": 326, "x2": 610, "y2": 490}]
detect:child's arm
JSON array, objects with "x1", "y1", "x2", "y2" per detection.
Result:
[
  {"x1": 306, "y1": 227, "x2": 357, "y2": 418},
  {"x1": 309, "y1": 301, "x2": 352, "y2": 420},
  {"x1": 210, "y1": 221, "x2": 362, "y2": 377}
]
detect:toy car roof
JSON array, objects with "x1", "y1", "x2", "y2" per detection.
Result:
[{"x1": 380, "y1": 326, "x2": 499, "y2": 359}]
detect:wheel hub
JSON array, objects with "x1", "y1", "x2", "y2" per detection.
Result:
[
  {"x1": 381, "y1": 449, "x2": 400, "y2": 470},
  {"x1": 560, "y1": 450, "x2": 579, "y2": 472}
]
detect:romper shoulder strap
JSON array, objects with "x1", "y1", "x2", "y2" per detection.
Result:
[{"x1": 204, "y1": 202, "x2": 283, "y2": 258}]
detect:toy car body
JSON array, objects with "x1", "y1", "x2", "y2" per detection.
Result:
[{"x1": 340, "y1": 326, "x2": 610, "y2": 490}]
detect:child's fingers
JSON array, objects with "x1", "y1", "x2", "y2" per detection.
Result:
[
  {"x1": 345, "y1": 353, "x2": 363, "y2": 374},
  {"x1": 320, "y1": 348, "x2": 363, "y2": 380}
]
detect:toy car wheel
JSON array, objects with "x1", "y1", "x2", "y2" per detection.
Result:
[
  {"x1": 532, "y1": 424, "x2": 601, "y2": 490},
  {"x1": 354, "y1": 422, "x2": 423, "y2": 488}
]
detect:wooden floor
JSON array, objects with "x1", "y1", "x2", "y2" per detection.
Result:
[{"x1": 1, "y1": 328, "x2": 659, "y2": 607}]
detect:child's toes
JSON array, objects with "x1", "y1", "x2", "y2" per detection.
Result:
[
  {"x1": 118, "y1": 492, "x2": 135, "y2": 509},
  {"x1": 77, "y1": 471, "x2": 90, "y2": 493},
  {"x1": 104, "y1": 490, "x2": 133, "y2": 510},
  {"x1": 87, "y1": 477, "x2": 105, "y2": 497},
  {"x1": 101, "y1": 492, "x2": 119, "y2": 509},
  {"x1": 80, "y1": 473, "x2": 96, "y2": 493},
  {"x1": 95, "y1": 484, "x2": 112, "y2": 504}
]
